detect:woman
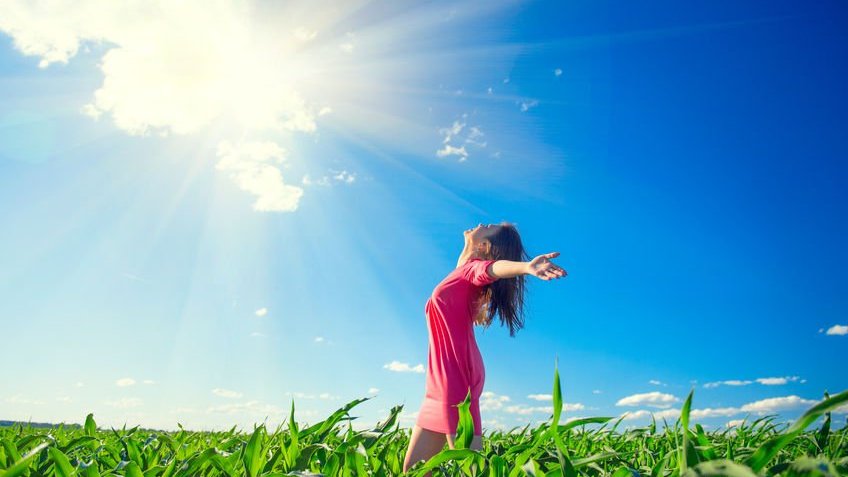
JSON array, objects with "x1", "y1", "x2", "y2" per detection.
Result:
[{"x1": 402, "y1": 221, "x2": 567, "y2": 474}]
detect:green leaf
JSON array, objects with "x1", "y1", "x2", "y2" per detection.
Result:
[
  {"x1": 84, "y1": 413, "x2": 97, "y2": 437},
  {"x1": 243, "y1": 425, "x2": 265, "y2": 477},
  {"x1": 48, "y1": 446, "x2": 76, "y2": 477},
  {"x1": 454, "y1": 388, "x2": 475, "y2": 450},
  {"x1": 679, "y1": 388, "x2": 694, "y2": 476}
]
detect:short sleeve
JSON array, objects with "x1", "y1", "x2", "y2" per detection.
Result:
[{"x1": 462, "y1": 258, "x2": 498, "y2": 287}]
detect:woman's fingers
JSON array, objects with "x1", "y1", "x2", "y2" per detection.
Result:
[{"x1": 544, "y1": 251, "x2": 560, "y2": 259}]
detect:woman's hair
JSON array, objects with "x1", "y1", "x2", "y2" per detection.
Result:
[{"x1": 474, "y1": 221, "x2": 530, "y2": 337}]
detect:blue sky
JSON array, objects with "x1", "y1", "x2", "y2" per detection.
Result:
[{"x1": 1, "y1": 0, "x2": 846, "y2": 433}]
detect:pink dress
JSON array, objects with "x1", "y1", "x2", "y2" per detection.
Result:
[{"x1": 415, "y1": 257, "x2": 498, "y2": 436}]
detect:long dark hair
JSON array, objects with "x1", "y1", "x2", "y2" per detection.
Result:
[{"x1": 475, "y1": 221, "x2": 530, "y2": 337}]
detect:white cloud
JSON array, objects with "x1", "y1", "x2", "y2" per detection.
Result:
[
  {"x1": 0, "y1": 1, "x2": 325, "y2": 135},
  {"x1": 314, "y1": 336, "x2": 324, "y2": 343},
  {"x1": 503, "y1": 404, "x2": 552, "y2": 415},
  {"x1": 705, "y1": 376, "x2": 801, "y2": 388},
  {"x1": 255, "y1": 307, "x2": 268, "y2": 317},
  {"x1": 302, "y1": 169, "x2": 356, "y2": 187},
  {"x1": 368, "y1": 387, "x2": 380, "y2": 394},
  {"x1": 592, "y1": 389, "x2": 602, "y2": 394},
  {"x1": 0, "y1": 1, "x2": 333, "y2": 213},
  {"x1": 691, "y1": 407, "x2": 741, "y2": 418},
  {"x1": 519, "y1": 99, "x2": 538, "y2": 112},
  {"x1": 825, "y1": 324, "x2": 848, "y2": 335},
  {"x1": 104, "y1": 397, "x2": 143, "y2": 408},
  {"x1": 740, "y1": 395, "x2": 818, "y2": 414},
  {"x1": 436, "y1": 144, "x2": 468, "y2": 161},
  {"x1": 215, "y1": 140, "x2": 303, "y2": 212},
  {"x1": 756, "y1": 376, "x2": 801, "y2": 385},
  {"x1": 480, "y1": 391, "x2": 511, "y2": 411},
  {"x1": 116, "y1": 377, "x2": 136, "y2": 387},
  {"x1": 212, "y1": 388, "x2": 243, "y2": 399},
  {"x1": 726, "y1": 419, "x2": 745, "y2": 428},
  {"x1": 76, "y1": 382, "x2": 84, "y2": 387},
  {"x1": 436, "y1": 116, "x2": 486, "y2": 161},
  {"x1": 143, "y1": 379, "x2": 155, "y2": 385},
  {"x1": 249, "y1": 331, "x2": 266, "y2": 337},
  {"x1": 527, "y1": 394, "x2": 551, "y2": 401},
  {"x1": 649, "y1": 380, "x2": 666, "y2": 386},
  {"x1": 554, "y1": 68, "x2": 562, "y2": 77},
  {"x1": 439, "y1": 120, "x2": 465, "y2": 144},
  {"x1": 502, "y1": 402, "x2": 584, "y2": 415},
  {"x1": 56, "y1": 396, "x2": 72, "y2": 402},
  {"x1": 704, "y1": 379, "x2": 753, "y2": 389},
  {"x1": 383, "y1": 360, "x2": 425, "y2": 373},
  {"x1": 616, "y1": 392, "x2": 679, "y2": 409}
]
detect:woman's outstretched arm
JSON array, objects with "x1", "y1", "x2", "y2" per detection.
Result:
[{"x1": 490, "y1": 252, "x2": 567, "y2": 280}]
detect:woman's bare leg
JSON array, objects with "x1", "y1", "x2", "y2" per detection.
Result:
[
  {"x1": 446, "y1": 433, "x2": 483, "y2": 451},
  {"x1": 403, "y1": 425, "x2": 447, "y2": 476}
]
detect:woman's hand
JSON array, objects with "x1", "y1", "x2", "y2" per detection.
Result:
[{"x1": 526, "y1": 252, "x2": 567, "y2": 280}]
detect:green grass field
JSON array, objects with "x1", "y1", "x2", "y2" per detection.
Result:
[{"x1": 2, "y1": 363, "x2": 846, "y2": 477}]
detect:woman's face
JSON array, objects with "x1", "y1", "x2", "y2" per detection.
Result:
[{"x1": 464, "y1": 223, "x2": 501, "y2": 248}]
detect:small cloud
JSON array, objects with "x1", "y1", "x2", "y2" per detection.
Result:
[
  {"x1": 383, "y1": 360, "x2": 425, "y2": 373},
  {"x1": 318, "y1": 106, "x2": 332, "y2": 116},
  {"x1": 314, "y1": 336, "x2": 325, "y2": 343},
  {"x1": 436, "y1": 144, "x2": 468, "y2": 161},
  {"x1": 527, "y1": 394, "x2": 552, "y2": 401},
  {"x1": 116, "y1": 378, "x2": 136, "y2": 387},
  {"x1": 704, "y1": 380, "x2": 753, "y2": 389},
  {"x1": 255, "y1": 307, "x2": 268, "y2": 317},
  {"x1": 143, "y1": 379, "x2": 155, "y2": 385},
  {"x1": 519, "y1": 99, "x2": 539, "y2": 112},
  {"x1": 56, "y1": 396, "x2": 72, "y2": 403},
  {"x1": 368, "y1": 387, "x2": 380, "y2": 394},
  {"x1": 76, "y1": 382, "x2": 84, "y2": 388},
  {"x1": 212, "y1": 388, "x2": 243, "y2": 399},
  {"x1": 756, "y1": 376, "x2": 801, "y2": 386},
  {"x1": 592, "y1": 389, "x2": 602, "y2": 394},
  {"x1": 250, "y1": 331, "x2": 266, "y2": 337},
  {"x1": 303, "y1": 169, "x2": 356, "y2": 186},
  {"x1": 554, "y1": 68, "x2": 562, "y2": 77},
  {"x1": 439, "y1": 120, "x2": 465, "y2": 144},
  {"x1": 649, "y1": 380, "x2": 666, "y2": 386},
  {"x1": 503, "y1": 77, "x2": 510, "y2": 84},
  {"x1": 825, "y1": 324, "x2": 848, "y2": 336},
  {"x1": 331, "y1": 169, "x2": 356, "y2": 184},
  {"x1": 487, "y1": 87, "x2": 493, "y2": 94},
  {"x1": 726, "y1": 419, "x2": 745, "y2": 428},
  {"x1": 616, "y1": 392, "x2": 679, "y2": 409}
]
